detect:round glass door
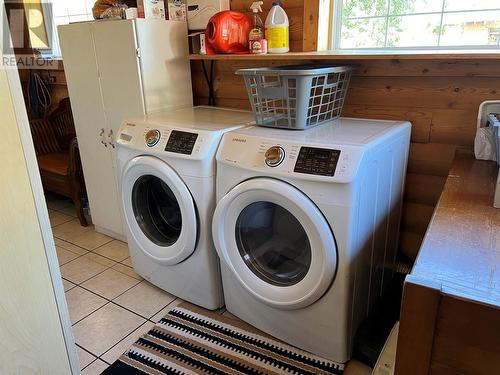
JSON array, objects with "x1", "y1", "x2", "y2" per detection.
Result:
[
  {"x1": 121, "y1": 156, "x2": 198, "y2": 266},
  {"x1": 132, "y1": 175, "x2": 182, "y2": 247},
  {"x1": 212, "y1": 178, "x2": 337, "y2": 310},
  {"x1": 235, "y1": 202, "x2": 311, "y2": 286}
]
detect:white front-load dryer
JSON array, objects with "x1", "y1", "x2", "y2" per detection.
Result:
[
  {"x1": 117, "y1": 106, "x2": 254, "y2": 310},
  {"x1": 212, "y1": 119, "x2": 411, "y2": 361}
]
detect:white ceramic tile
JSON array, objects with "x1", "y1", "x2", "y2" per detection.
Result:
[
  {"x1": 121, "y1": 257, "x2": 133, "y2": 267},
  {"x1": 77, "y1": 346, "x2": 96, "y2": 370},
  {"x1": 82, "y1": 268, "x2": 140, "y2": 300},
  {"x1": 65, "y1": 286, "x2": 107, "y2": 324},
  {"x1": 111, "y1": 263, "x2": 143, "y2": 281},
  {"x1": 81, "y1": 359, "x2": 109, "y2": 374},
  {"x1": 52, "y1": 219, "x2": 92, "y2": 241},
  {"x1": 113, "y1": 281, "x2": 176, "y2": 319},
  {"x1": 93, "y1": 240, "x2": 130, "y2": 262},
  {"x1": 81, "y1": 252, "x2": 117, "y2": 267},
  {"x1": 49, "y1": 210, "x2": 74, "y2": 227},
  {"x1": 73, "y1": 303, "x2": 145, "y2": 356},
  {"x1": 60, "y1": 256, "x2": 108, "y2": 284},
  {"x1": 101, "y1": 321, "x2": 155, "y2": 364},
  {"x1": 54, "y1": 238, "x2": 88, "y2": 255},
  {"x1": 56, "y1": 246, "x2": 80, "y2": 266},
  {"x1": 62, "y1": 279, "x2": 76, "y2": 292},
  {"x1": 71, "y1": 230, "x2": 113, "y2": 251},
  {"x1": 150, "y1": 298, "x2": 182, "y2": 323}
]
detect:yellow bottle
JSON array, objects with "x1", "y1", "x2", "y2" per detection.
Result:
[{"x1": 265, "y1": 1, "x2": 289, "y2": 54}]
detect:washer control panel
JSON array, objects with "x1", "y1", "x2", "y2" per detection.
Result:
[
  {"x1": 294, "y1": 147, "x2": 341, "y2": 176},
  {"x1": 118, "y1": 121, "x2": 216, "y2": 160},
  {"x1": 164, "y1": 130, "x2": 199, "y2": 155}
]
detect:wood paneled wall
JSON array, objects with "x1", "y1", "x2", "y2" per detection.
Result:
[
  {"x1": 231, "y1": 0, "x2": 312, "y2": 51},
  {"x1": 191, "y1": 58, "x2": 500, "y2": 258}
]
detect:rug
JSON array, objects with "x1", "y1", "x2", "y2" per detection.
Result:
[{"x1": 102, "y1": 303, "x2": 345, "y2": 375}]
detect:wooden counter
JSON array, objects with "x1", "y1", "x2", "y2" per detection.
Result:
[
  {"x1": 189, "y1": 51, "x2": 500, "y2": 61},
  {"x1": 395, "y1": 151, "x2": 500, "y2": 375}
]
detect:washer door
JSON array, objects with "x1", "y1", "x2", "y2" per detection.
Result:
[
  {"x1": 121, "y1": 156, "x2": 197, "y2": 265},
  {"x1": 212, "y1": 178, "x2": 337, "y2": 310}
]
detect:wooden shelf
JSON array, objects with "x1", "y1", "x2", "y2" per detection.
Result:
[{"x1": 190, "y1": 50, "x2": 500, "y2": 61}]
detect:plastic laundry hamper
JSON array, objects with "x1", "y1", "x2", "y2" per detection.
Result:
[{"x1": 237, "y1": 65, "x2": 354, "y2": 130}]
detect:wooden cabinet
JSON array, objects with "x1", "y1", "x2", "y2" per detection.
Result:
[
  {"x1": 395, "y1": 152, "x2": 500, "y2": 375},
  {"x1": 59, "y1": 19, "x2": 193, "y2": 239}
]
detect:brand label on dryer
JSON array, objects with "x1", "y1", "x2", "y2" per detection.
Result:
[{"x1": 231, "y1": 137, "x2": 247, "y2": 143}]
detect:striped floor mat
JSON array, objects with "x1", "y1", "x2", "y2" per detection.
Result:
[{"x1": 102, "y1": 303, "x2": 344, "y2": 375}]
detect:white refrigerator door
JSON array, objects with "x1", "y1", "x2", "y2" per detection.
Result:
[
  {"x1": 135, "y1": 19, "x2": 193, "y2": 114},
  {"x1": 92, "y1": 20, "x2": 147, "y2": 237},
  {"x1": 92, "y1": 20, "x2": 146, "y2": 134},
  {"x1": 59, "y1": 23, "x2": 124, "y2": 237}
]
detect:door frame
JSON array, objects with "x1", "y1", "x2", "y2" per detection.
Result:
[{"x1": 2, "y1": 45, "x2": 78, "y2": 374}]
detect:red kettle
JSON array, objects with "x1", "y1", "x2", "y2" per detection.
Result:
[{"x1": 205, "y1": 11, "x2": 252, "y2": 54}]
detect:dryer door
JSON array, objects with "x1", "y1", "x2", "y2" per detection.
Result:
[
  {"x1": 121, "y1": 156, "x2": 197, "y2": 265},
  {"x1": 212, "y1": 178, "x2": 337, "y2": 310}
]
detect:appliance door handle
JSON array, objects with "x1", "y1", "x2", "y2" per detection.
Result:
[
  {"x1": 108, "y1": 129, "x2": 115, "y2": 149},
  {"x1": 100, "y1": 128, "x2": 108, "y2": 147}
]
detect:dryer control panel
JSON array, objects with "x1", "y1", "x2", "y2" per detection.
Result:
[
  {"x1": 165, "y1": 130, "x2": 199, "y2": 155},
  {"x1": 294, "y1": 147, "x2": 341, "y2": 177},
  {"x1": 217, "y1": 134, "x2": 364, "y2": 183}
]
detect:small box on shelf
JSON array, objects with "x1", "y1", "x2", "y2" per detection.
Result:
[{"x1": 188, "y1": 32, "x2": 207, "y2": 55}]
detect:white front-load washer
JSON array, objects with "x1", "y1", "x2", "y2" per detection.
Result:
[
  {"x1": 117, "y1": 106, "x2": 254, "y2": 310},
  {"x1": 212, "y1": 118, "x2": 411, "y2": 361}
]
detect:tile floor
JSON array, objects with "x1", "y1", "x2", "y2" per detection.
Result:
[
  {"x1": 47, "y1": 195, "x2": 186, "y2": 374},
  {"x1": 47, "y1": 194, "x2": 371, "y2": 375}
]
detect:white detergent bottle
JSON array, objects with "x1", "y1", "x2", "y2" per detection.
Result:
[{"x1": 265, "y1": 1, "x2": 289, "y2": 54}]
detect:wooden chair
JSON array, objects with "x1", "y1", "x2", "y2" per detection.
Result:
[{"x1": 29, "y1": 98, "x2": 88, "y2": 226}]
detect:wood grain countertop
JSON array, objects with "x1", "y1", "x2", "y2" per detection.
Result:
[{"x1": 411, "y1": 150, "x2": 500, "y2": 307}]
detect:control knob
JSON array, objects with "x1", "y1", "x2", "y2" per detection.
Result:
[
  {"x1": 145, "y1": 129, "x2": 161, "y2": 147},
  {"x1": 265, "y1": 146, "x2": 285, "y2": 167}
]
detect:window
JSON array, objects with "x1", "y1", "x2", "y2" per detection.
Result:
[
  {"x1": 51, "y1": 0, "x2": 93, "y2": 25},
  {"x1": 45, "y1": 0, "x2": 94, "y2": 57},
  {"x1": 333, "y1": 0, "x2": 500, "y2": 51},
  {"x1": 24, "y1": 0, "x2": 51, "y2": 50}
]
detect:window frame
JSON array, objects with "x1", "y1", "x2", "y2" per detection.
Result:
[
  {"x1": 42, "y1": 0, "x2": 94, "y2": 58},
  {"x1": 331, "y1": 0, "x2": 500, "y2": 53},
  {"x1": 39, "y1": 0, "x2": 57, "y2": 57}
]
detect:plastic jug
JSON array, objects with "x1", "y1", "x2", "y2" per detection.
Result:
[
  {"x1": 205, "y1": 11, "x2": 252, "y2": 54},
  {"x1": 265, "y1": 2, "x2": 289, "y2": 53}
]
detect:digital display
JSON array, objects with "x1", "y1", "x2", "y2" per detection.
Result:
[
  {"x1": 120, "y1": 133, "x2": 132, "y2": 142},
  {"x1": 165, "y1": 130, "x2": 198, "y2": 155},
  {"x1": 294, "y1": 147, "x2": 341, "y2": 176}
]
